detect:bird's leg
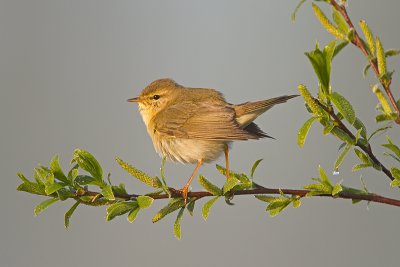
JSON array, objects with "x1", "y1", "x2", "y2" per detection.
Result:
[
  {"x1": 224, "y1": 144, "x2": 230, "y2": 180},
  {"x1": 179, "y1": 159, "x2": 203, "y2": 205}
]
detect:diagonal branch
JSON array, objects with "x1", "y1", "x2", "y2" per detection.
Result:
[
  {"x1": 315, "y1": 98, "x2": 395, "y2": 182},
  {"x1": 330, "y1": 0, "x2": 400, "y2": 124}
]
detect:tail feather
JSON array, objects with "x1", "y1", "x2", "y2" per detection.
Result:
[
  {"x1": 234, "y1": 95, "x2": 298, "y2": 127},
  {"x1": 235, "y1": 95, "x2": 298, "y2": 117},
  {"x1": 244, "y1": 122, "x2": 274, "y2": 139}
]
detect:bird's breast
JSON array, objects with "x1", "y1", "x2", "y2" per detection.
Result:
[{"x1": 150, "y1": 133, "x2": 228, "y2": 164}]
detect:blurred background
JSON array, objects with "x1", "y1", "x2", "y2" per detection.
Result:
[{"x1": 1, "y1": 1, "x2": 399, "y2": 266}]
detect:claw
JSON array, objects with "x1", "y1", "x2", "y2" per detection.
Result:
[{"x1": 179, "y1": 187, "x2": 189, "y2": 206}]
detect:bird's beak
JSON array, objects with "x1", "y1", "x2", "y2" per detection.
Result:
[{"x1": 127, "y1": 97, "x2": 143, "y2": 103}]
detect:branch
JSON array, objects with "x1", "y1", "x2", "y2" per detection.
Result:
[
  {"x1": 67, "y1": 185, "x2": 400, "y2": 207},
  {"x1": 315, "y1": 98, "x2": 395, "y2": 182},
  {"x1": 330, "y1": 0, "x2": 400, "y2": 124}
]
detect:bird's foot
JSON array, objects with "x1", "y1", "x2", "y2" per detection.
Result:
[{"x1": 178, "y1": 186, "x2": 189, "y2": 206}]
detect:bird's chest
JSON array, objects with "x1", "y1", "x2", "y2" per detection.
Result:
[{"x1": 150, "y1": 132, "x2": 227, "y2": 164}]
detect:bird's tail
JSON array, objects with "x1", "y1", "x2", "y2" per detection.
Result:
[{"x1": 234, "y1": 95, "x2": 298, "y2": 127}]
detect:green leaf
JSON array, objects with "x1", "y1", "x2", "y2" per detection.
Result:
[
  {"x1": 234, "y1": 173, "x2": 251, "y2": 185},
  {"x1": 202, "y1": 196, "x2": 219, "y2": 221},
  {"x1": 198, "y1": 175, "x2": 222, "y2": 196},
  {"x1": 17, "y1": 172, "x2": 30, "y2": 183},
  {"x1": 363, "y1": 64, "x2": 371, "y2": 77},
  {"x1": 376, "y1": 113, "x2": 398, "y2": 123},
  {"x1": 332, "y1": 7, "x2": 348, "y2": 34},
  {"x1": 331, "y1": 127, "x2": 355, "y2": 145},
  {"x1": 127, "y1": 205, "x2": 140, "y2": 223},
  {"x1": 368, "y1": 126, "x2": 391, "y2": 141},
  {"x1": 112, "y1": 183, "x2": 128, "y2": 197},
  {"x1": 17, "y1": 182, "x2": 45, "y2": 195},
  {"x1": 353, "y1": 118, "x2": 367, "y2": 140},
  {"x1": 186, "y1": 200, "x2": 195, "y2": 216},
  {"x1": 382, "y1": 136, "x2": 400, "y2": 159},
  {"x1": 354, "y1": 149, "x2": 370, "y2": 164},
  {"x1": 74, "y1": 175, "x2": 96, "y2": 185},
  {"x1": 323, "y1": 124, "x2": 335, "y2": 135},
  {"x1": 319, "y1": 166, "x2": 332, "y2": 187},
  {"x1": 216, "y1": 164, "x2": 240, "y2": 179},
  {"x1": 352, "y1": 164, "x2": 372, "y2": 172},
  {"x1": 64, "y1": 201, "x2": 80, "y2": 229},
  {"x1": 33, "y1": 169, "x2": 44, "y2": 185},
  {"x1": 174, "y1": 208, "x2": 185, "y2": 240},
  {"x1": 384, "y1": 152, "x2": 400, "y2": 163},
  {"x1": 101, "y1": 185, "x2": 115, "y2": 200},
  {"x1": 250, "y1": 159, "x2": 263, "y2": 178},
  {"x1": 72, "y1": 149, "x2": 103, "y2": 181},
  {"x1": 45, "y1": 183, "x2": 65, "y2": 195},
  {"x1": 160, "y1": 156, "x2": 168, "y2": 186},
  {"x1": 304, "y1": 183, "x2": 332, "y2": 196},
  {"x1": 334, "y1": 144, "x2": 352, "y2": 170},
  {"x1": 391, "y1": 168, "x2": 400, "y2": 179},
  {"x1": 330, "y1": 92, "x2": 356, "y2": 124},
  {"x1": 255, "y1": 195, "x2": 277, "y2": 203},
  {"x1": 223, "y1": 177, "x2": 240, "y2": 194},
  {"x1": 266, "y1": 199, "x2": 292, "y2": 217},
  {"x1": 390, "y1": 178, "x2": 400, "y2": 187},
  {"x1": 297, "y1": 117, "x2": 317, "y2": 148},
  {"x1": 332, "y1": 41, "x2": 348, "y2": 58},
  {"x1": 216, "y1": 164, "x2": 251, "y2": 186},
  {"x1": 291, "y1": 0, "x2": 307, "y2": 22},
  {"x1": 323, "y1": 40, "x2": 336, "y2": 83},
  {"x1": 50, "y1": 155, "x2": 69, "y2": 183},
  {"x1": 56, "y1": 188, "x2": 74, "y2": 200},
  {"x1": 35, "y1": 167, "x2": 54, "y2": 185},
  {"x1": 305, "y1": 41, "x2": 336, "y2": 94},
  {"x1": 390, "y1": 171, "x2": 400, "y2": 186},
  {"x1": 257, "y1": 195, "x2": 295, "y2": 216},
  {"x1": 292, "y1": 199, "x2": 301, "y2": 208},
  {"x1": 34, "y1": 198, "x2": 59, "y2": 216},
  {"x1": 116, "y1": 157, "x2": 161, "y2": 188},
  {"x1": 16, "y1": 173, "x2": 46, "y2": 195},
  {"x1": 137, "y1": 196, "x2": 154, "y2": 209},
  {"x1": 385, "y1": 49, "x2": 400, "y2": 57},
  {"x1": 68, "y1": 164, "x2": 79, "y2": 182},
  {"x1": 332, "y1": 183, "x2": 343, "y2": 196},
  {"x1": 152, "y1": 198, "x2": 184, "y2": 223},
  {"x1": 106, "y1": 201, "x2": 137, "y2": 221}
]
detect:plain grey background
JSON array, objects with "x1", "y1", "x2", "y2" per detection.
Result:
[{"x1": 1, "y1": 1, "x2": 400, "y2": 266}]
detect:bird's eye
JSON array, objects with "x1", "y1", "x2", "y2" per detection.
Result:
[{"x1": 152, "y1": 95, "x2": 160, "y2": 100}]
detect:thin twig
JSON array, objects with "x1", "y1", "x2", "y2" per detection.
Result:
[
  {"x1": 330, "y1": 0, "x2": 400, "y2": 124},
  {"x1": 315, "y1": 98, "x2": 395, "y2": 181}
]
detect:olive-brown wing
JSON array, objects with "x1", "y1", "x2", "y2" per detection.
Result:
[{"x1": 153, "y1": 101, "x2": 259, "y2": 140}]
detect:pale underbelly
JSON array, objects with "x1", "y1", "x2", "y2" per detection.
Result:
[{"x1": 152, "y1": 136, "x2": 231, "y2": 164}]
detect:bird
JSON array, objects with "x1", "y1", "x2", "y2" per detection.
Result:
[{"x1": 128, "y1": 78, "x2": 297, "y2": 203}]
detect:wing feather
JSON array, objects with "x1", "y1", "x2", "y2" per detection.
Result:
[{"x1": 152, "y1": 101, "x2": 259, "y2": 140}]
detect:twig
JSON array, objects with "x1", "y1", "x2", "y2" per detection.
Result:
[
  {"x1": 69, "y1": 185, "x2": 400, "y2": 207},
  {"x1": 330, "y1": 0, "x2": 400, "y2": 124},
  {"x1": 315, "y1": 98, "x2": 395, "y2": 182}
]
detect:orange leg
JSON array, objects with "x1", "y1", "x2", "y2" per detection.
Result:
[
  {"x1": 224, "y1": 144, "x2": 230, "y2": 180},
  {"x1": 180, "y1": 159, "x2": 203, "y2": 205}
]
